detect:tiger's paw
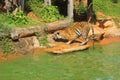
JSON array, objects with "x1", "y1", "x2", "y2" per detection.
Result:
[{"x1": 80, "y1": 42, "x2": 87, "y2": 46}]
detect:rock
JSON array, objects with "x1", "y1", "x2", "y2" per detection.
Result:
[
  {"x1": 47, "y1": 34, "x2": 58, "y2": 47},
  {"x1": 14, "y1": 36, "x2": 40, "y2": 54},
  {"x1": 45, "y1": 43, "x2": 89, "y2": 54},
  {"x1": 97, "y1": 19, "x2": 116, "y2": 28},
  {"x1": 103, "y1": 20, "x2": 114, "y2": 28},
  {"x1": 104, "y1": 28, "x2": 120, "y2": 38}
]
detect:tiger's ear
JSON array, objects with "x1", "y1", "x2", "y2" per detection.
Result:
[
  {"x1": 56, "y1": 31, "x2": 59, "y2": 35},
  {"x1": 54, "y1": 31, "x2": 59, "y2": 35}
]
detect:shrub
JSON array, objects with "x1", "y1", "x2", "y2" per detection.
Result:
[
  {"x1": 35, "y1": 32, "x2": 49, "y2": 47},
  {"x1": 0, "y1": 23, "x2": 16, "y2": 55},
  {"x1": 75, "y1": 3, "x2": 87, "y2": 15},
  {"x1": 40, "y1": 5, "x2": 64, "y2": 22},
  {"x1": 74, "y1": 2, "x2": 87, "y2": 21},
  {"x1": 28, "y1": 0, "x2": 64, "y2": 22},
  {"x1": 8, "y1": 10, "x2": 29, "y2": 25}
]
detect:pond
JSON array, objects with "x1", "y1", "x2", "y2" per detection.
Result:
[{"x1": 0, "y1": 42, "x2": 120, "y2": 80}]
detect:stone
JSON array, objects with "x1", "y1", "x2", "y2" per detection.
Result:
[
  {"x1": 14, "y1": 36, "x2": 40, "y2": 54},
  {"x1": 45, "y1": 43, "x2": 89, "y2": 54},
  {"x1": 104, "y1": 28, "x2": 120, "y2": 38},
  {"x1": 97, "y1": 19, "x2": 116, "y2": 28}
]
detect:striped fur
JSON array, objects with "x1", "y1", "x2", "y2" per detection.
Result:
[{"x1": 53, "y1": 21, "x2": 93, "y2": 45}]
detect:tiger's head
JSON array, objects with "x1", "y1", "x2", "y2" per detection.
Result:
[{"x1": 53, "y1": 30, "x2": 68, "y2": 42}]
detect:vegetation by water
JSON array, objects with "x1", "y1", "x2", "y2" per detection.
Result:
[
  {"x1": 0, "y1": 23, "x2": 17, "y2": 55},
  {"x1": 0, "y1": 42, "x2": 120, "y2": 80},
  {"x1": 93, "y1": 0, "x2": 120, "y2": 17}
]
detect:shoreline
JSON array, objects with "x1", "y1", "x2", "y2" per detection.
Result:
[{"x1": 0, "y1": 37, "x2": 120, "y2": 61}]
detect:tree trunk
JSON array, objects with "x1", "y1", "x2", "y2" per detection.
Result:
[
  {"x1": 17, "y1": 0, "x2": 25, "y2": 11},
  {"x1": 44, "y1": 0, "x2": 51, "y2": 5},
  {"x1": 67, "y1": 0, "x2": 74, "y2": 19},
  {"x1": 20, "y1": 0, "x2": 25, "y2": 11},
  {"x1": 10, "y1": 20, "x2": 72, "y2": 40},
  {"x1": 87, "y1": 0, "x2": 93, "y2": 22}
]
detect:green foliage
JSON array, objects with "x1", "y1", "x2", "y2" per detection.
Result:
[
  {"x1": 74, "y1": 2, "x2": 87, "y2": 21},
  {"x1": 34, "y1": 32, "x2": 41, "y2": 37},
  {"x1": 0, "y1": 14, "x2": 16, "y2": 28},
  {"x1": 0, "y1": 13, "x2": 39, "y2": 28},
  {"x1": 8, "y1": 10, "x2": 30, "y2": 25},
  {"x1": 41, "y1": 35, "x2": 49, "y2": 47},
  {"x1": 93, "y1": 0, "x2": 120, "y2": 17},
  {"x1": 0, "y1": 24, "x2": 16, "y2": 55},
  {"x1": 35, "y1": 32, "x2": 49, "y2": 47},
  {"x1": 40, "y1": 5, "x2": 64, "y2": 22},
  {"x1": 39, "y1": 33, "x2": 49, "y2": 47},
  {"x1": 0, "y1": 37, "x2": 16, "y2": 56},
  {"x1": 0, "y1": 23, "x2": 11, "y2": 35},
  {"x1": 75, "y1": 3, "x2": 87, "y2": 14},
  {"x1": 28, "y1": 0, "x2": 43, "y2": 10},
  {"x1": 28, "y1": 0, "x2": 64, "y2": 22}
]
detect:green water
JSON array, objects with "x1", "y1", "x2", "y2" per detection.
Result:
[{"x1": 0, "y1": 42, "x2": 120, "y2": 80}]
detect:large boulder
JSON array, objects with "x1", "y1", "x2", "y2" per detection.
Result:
[{"x1": 14, "y1": 36, "x2": 40, "y2": 54}]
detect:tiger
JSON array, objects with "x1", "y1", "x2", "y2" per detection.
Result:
[{"x1": 53, "y1": 21, "x2": 94, "y2": 45}]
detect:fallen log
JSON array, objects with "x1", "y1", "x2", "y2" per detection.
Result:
[
  {"x1": 46, "y1": 19, "x2": 72, "y2": 32},
  {"x1": 10, "y1": 20, "x2": 72, "y2": 40},
  {"x1": 45, "y1": 43, "x2": 89, "y2": 54},
  {"x1": 10, "y1": 26, "x2": 45, "y2": 40}
]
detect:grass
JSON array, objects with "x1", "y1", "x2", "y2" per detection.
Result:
[
  {"x1": 93, "y1": 0, "x2": 120, "y2": 17},
  {"x1": 0, "y1": 42, "x2": 120, "y2": 80},
  {"x1": 0, "y1": 13, "x2": 44, "y2": 28},
  {"x1": 93, "y1": 0, "x2": 120, "y2": 27}
]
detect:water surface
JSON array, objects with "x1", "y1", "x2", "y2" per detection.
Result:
[{"x1": 0, "y1": 42, "x2": 120, "y2": 80}]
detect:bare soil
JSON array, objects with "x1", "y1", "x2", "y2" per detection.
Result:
[{"x1": 0, "y1": 37, "x2": 120, "y2": 61}]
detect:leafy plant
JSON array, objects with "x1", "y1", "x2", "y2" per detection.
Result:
[
  {"x1": 75, "y1": 3, "x2": 87, "y2": 15},
  {"x1": 28, "y1": 0, "x2": 44, "y2": 14},
  {"x1": 28, "y1": 0, "x2": 64, "y2": 22},
  {"x1": 40, "y1": 5, "x2": 64, "y2": 22},
  {"x1": 39, "y1": 33, "x2": 49, "y2": 47},
  {"x1": 74, "y1": 2, "x2": 87, "y2": 21},
  {"x1": 35, "y1": 32, "x2": 49, "y2": 47},
  {"x1": 0, "y1": 23, "x2": 16, "y2": 56},
  {"x1": 35, "y1": 32, "x2": 41, "y2": 37},
  {"x1": 8, "y1": 10, "x2": 29, "y2": 25},
  {"x1": 0, "y1": 37, "x2": 16, "y2": 56},
  {"x1": 0, "y1": 12, "x2": 39, "y2": 28}
]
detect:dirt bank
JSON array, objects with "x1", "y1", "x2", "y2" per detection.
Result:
[{"x1": 0, "y1": 37, "x2": 120, "y2": 61}]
